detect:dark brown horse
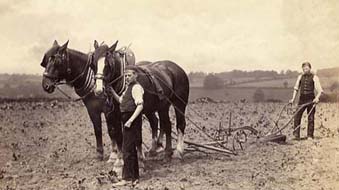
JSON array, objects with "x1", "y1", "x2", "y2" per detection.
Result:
[
  {"x1": 95, "y1": 41, "x2": 190, "y2": 159},
  {"x1": 41, "y1": 40, "x2": 125, "y2": 162},
  {"x1": 41, "y1": 40, "x2": 158, "y2": 166}
]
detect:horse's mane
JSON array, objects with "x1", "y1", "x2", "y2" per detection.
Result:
[{"x1": 68, "y1": 48, "x2": 88, "y2": 59}]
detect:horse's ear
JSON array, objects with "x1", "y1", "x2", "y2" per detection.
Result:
[
  {"x1": 53, "y1": 40, "x2": 59, "y2": 46},
  {"x1": 108, "y1": 40, "x2": 118, "y2": 52},
  {"x1": 94, "y1": 40, "x2": 99, "y2": 50},
  {"x1": 58, "y1": 40, "x2": 69, "y2": 54}
]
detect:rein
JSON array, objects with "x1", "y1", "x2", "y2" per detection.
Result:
[
  {"x1": 106, "y1": 75, "x2": 123, "y2": 87},
  {"x1": 55, "y1": 84, "x2": 96, "y2": 102}
]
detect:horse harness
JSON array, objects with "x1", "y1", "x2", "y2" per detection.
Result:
[
  {"x1": 53, "y1": 51, "x2": 97, "y2": 101},
  {"x1": 137, "y1": 66, "x2": 171, "y2": 100},
  {"x1": 104, "y1": 48, "x2": 129, "y2": 110}
]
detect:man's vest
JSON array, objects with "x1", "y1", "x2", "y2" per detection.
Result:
[
  {"x1": 120, "y1": 82, "x2": 138, "y2": 112},
  {"x1": 299, "y1": 73, "x2": 315, "y2": 95}
]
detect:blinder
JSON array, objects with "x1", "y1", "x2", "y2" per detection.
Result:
[{"x1": 43, "y1": 49, "x2": 92, "y2": 86}]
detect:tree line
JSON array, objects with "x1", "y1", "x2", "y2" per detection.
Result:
[{"x1": 189, "y1": 70, "x2": 300, "y2": 89}]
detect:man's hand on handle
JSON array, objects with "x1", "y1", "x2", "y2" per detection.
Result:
[{"x1": 313, "y1": 98, "x2": 320, "y2": 104}]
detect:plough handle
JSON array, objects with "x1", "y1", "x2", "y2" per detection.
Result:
[{"x1": 271, "y1": 102, "x2": 315, "y2": 135}]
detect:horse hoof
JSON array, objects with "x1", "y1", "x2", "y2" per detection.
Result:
[
  {"x1": 107, "y1": 158, "x2": 115, "y2": 163},
  {"x1": 156, "y1": 146, "x2": 165, "y2": 153},
  {"x1": 138, "y1": 160, "x2": 145, "y2": 170},
  {"x1": 173, "y1": 150, "x2": 184, "y2": 160},
  {"x1": 114, "y1": 159, "x2": 124, "y2": 166},
  {"x1": 97, "y1": 154, "x2": 104, "y2": 161},
  {"x1": 107, "y1": 152, "x2": 118, "y2": 163},
  {"x1": 113, "y1": 166, "x2": 123, "y2": 179},
  {"x1": 163, "y1": 151, "x2": 173, "y2": 162},
  {"x1": 147, "y1": 150, "x2": 157, "y2": 157},
  {"x1": 164, "y1": 155, "x2": 172, "y2": 163}
]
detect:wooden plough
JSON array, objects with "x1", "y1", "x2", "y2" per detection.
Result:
[{"x1": 169, "y1": 102, "x2": 316, "y2": 156}]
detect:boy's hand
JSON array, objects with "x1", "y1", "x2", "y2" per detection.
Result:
[
  {"x1": 124, "y1": 120, "x2": 132, "y2": 128},
  {"x1": 288, "y1": 99, "x2": 294, "y2": 104}
]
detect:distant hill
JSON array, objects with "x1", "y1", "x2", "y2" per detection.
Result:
[
  {"x1": 189, "y1": 69, "x2": 300, "y2": 88},
  {"x1": 189, "y1": 67, "x2": 338, "y2": 89},
  {"x1": 317, "y1": 67, "x2": 339, "y2": 78},
  {"x1": 0, "y1": 74, "x2": 75, "y2": 99}
]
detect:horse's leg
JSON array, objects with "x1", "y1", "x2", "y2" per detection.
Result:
[
  {"x1": 173, "y1": 102, "x2": 187, "y2": 159},
  {"x1": 104, "y1": 107, "x2": 124, "y2": 178},
  {"x1": 158, "y1": 106, "x2": 173, "y2": 160},
  {"x1": 87, "y1": 110, "x2": 104, "y2": 160},
  {"x1": 145, "y1": 112, "x2": 160, "y2": 156},
  {"x1": 157, "y1": 128, "x2": 165, "y2": 152},
  {"x1": 105, "y1": 109, "x2": 123, "y2": 163}
]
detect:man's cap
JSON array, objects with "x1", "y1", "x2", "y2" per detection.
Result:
[{"x1": 302, "y1": 62, "x2": 311, "y2": 68}]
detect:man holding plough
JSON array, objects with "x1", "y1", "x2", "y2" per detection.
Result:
[{"x1": 289, "y1": 62, "x2": 323, "y2": 140}]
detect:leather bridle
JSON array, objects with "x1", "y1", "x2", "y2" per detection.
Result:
[
  {"x1": 104, "y1": 50, "x2": 126, "y2": 95},
  {"x1": 43, "y1": 50, "x2": 93, "y2": 87}
]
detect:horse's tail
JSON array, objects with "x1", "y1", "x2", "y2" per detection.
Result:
[
  {"x1": 167, "y1": 61, "x2": 189, "y2": 146},
  {"x1": 170, "y1": 63, "x2": 190, "y2": 107}
]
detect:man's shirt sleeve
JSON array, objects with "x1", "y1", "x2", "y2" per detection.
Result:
[
  {"x1": 294, "y1": 75, "x2": 302, "y2": 91},
  {"x1": 131, "y1": 84, "x2": 144, "y2": 105},
  {"x1": 313, "y1": 75, "x2": 323, "y2": 94}
]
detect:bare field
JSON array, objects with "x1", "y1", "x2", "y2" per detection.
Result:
[{"x1": 0, "y1": 101, "x2": 338, "y2": 190}]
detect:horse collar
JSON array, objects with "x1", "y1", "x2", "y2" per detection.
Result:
[{"x1": 66, "y1": 52, "x2": 93, "y2": 85}]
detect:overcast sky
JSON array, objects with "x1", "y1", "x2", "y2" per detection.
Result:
[{"x1": 0, "y1": 0, "x2": 338, "y2": 74}]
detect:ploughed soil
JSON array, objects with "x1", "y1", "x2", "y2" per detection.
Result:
[{"x1": 0, "y1": 100, "x2": 338, "y2": 190}]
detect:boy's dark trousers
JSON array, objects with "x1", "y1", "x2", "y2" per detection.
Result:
[
  {"x1": 121, "y1": 112, "x2": 142, "y2": 181},
  {"x1": 293, "y1": 94, "x2": 315, "y2": 138}
]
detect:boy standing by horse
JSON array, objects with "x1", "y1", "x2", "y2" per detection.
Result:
[
  {"x1": 110, "y1": 66, "x2": 144, "y2": 187},
  {"x1": 289, "y1": 62, "x2": 323, "y2": 140}
]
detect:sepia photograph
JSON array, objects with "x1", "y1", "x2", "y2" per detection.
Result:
[{"x1": 0, "y1": 0, "x2": 338, "y2": 189}]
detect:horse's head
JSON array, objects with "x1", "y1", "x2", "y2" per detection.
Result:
[
  {"x1": 41, "y1": 40, "x2": 69, "y2": 93},
  {"x1": 91, "y1": 40, "x2": 110, "y2": 96},
  {"x1": 94, "y1": 40, "x2": 136, "y2": 95},
  {"x1": 92, "y1": 40, "x2": 109, "y2": 72},
  {"x1": 94, "y1": 40, "x2": 120, "y2": 95}
]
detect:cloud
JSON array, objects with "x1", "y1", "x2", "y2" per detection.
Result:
[
  {"x1": 0, "y1": 0, "x2": 338, "y2": 74},
  {"x1": 0, "y1": 0, "x2": 29, "y2": 16}
]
